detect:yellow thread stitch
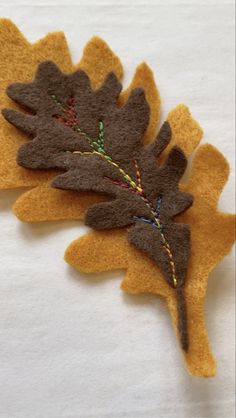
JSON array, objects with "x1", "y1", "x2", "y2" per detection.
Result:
[{"x1": 134, "y1": 159, "x2": 143, "y2": 190}]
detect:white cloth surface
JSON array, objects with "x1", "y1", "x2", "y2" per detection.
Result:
[{"x1": 0, "y1": 1, "x2": 235, "y2": 417}]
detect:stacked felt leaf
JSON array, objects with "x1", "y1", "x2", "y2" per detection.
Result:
[{"x1": 1, "y1": 20, "x2": 235, "y2": 377}]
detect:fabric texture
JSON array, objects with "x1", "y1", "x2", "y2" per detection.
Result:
[{"x1": 0, "y1": 4, "x2": 235, "y2": 418}]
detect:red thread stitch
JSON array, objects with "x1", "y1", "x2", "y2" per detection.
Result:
[{"x1": 52, "y1": 96, "x2": 78, "y2": 128}]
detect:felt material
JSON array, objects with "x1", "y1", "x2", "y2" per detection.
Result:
[
  {"x1": 12, "y1": 103, "x2": 201, "y2": 222},
  {"x1": 0, "y1": 19, "x2": 123, "y2": 189},
  {"x1": 65, "y1": 143, "x2": 235, "y2": 377},
  {"x1": 118, "y1": 62, "x2": 161, "y2": 145},
  {"x1": 167, "y1": 104, "x2": 203, "y2": 158}
]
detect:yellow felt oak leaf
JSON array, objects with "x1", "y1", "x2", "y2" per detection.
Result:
[
  {"x1": 65, "y1": 143, "x2": 235, "y2": 377},
  {"x1": 2, "y1": 19, "x2": 233, "y2": 378}
]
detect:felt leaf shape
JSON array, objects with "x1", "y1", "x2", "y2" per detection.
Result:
[
  {"x1": 3, "y1": 61, "x2": 197, "y2": 351},
  {"x1": 65, "y1": 144, "x2": 235, "y2": 377}
]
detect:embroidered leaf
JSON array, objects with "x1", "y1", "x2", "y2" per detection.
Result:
[{"x1": 2, "y1": 61, "x2": 194, "y2": 351}]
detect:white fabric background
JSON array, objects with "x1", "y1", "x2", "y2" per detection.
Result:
[{"x1": 0, "y1": 1, "x2": 235, "y2": 417}]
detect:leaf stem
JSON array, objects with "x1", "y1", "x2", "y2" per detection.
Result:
[{"x1": 176, "y1": 287, "x2": 189, "y2": 351}]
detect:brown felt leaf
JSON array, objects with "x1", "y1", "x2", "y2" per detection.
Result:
[{"x1": 3, "y1": 60, "x2": 195, "y2": 351}]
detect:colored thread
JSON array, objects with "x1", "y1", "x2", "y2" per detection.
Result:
[
  {"x1": 52, "y1": 95, "x2": 78, "y2": 128},
  {"x1": 51, "y1": 93, "x2": 178, "y2": 287},
  {"x1": 132, "y1": 164, "x2": 177, "y2": 287},
  {"x1": 133, "y1": 216, "x2": 159, "y2": 228},
  {"x1": 51, "y1": 94, "x2": 102, "y2": 150},
  {"x1": 134, "y1": 159, "x2": 143, "y2": 190},
  {"x1": 98, "y1": 121, "x2": 105, "y2": 149},
  {"x1": 156, "y1": 196, "x2": 162, "y2": 218}
]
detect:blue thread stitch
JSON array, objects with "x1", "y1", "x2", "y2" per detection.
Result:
[
  {"x1": 155, "y1": 196, "x2": 162, "y2": 218},
  {"x1": 133, "y1": 216, "x2": 163, "y2": 231}
]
